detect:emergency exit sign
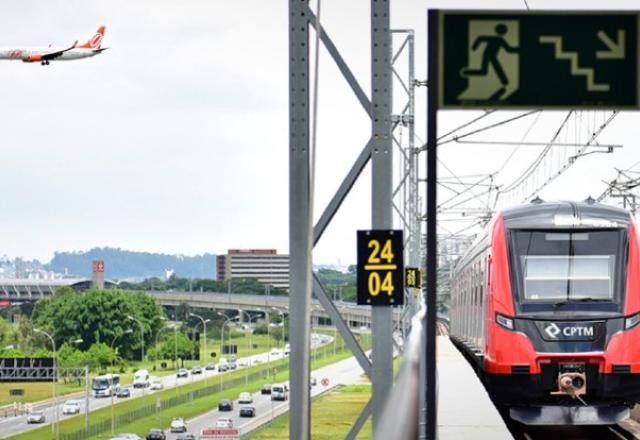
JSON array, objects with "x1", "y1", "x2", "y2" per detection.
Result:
[{"x1": 438, "y1": 11, "x2": 639, "y2": 109}]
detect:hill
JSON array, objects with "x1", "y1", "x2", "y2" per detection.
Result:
[{"x1": 46, "y1": 247, "x2": 216, "y2": 280}]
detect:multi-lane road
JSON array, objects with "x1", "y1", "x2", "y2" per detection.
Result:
[
  {"x1": 0, "y1": 334, "x2": 334, "y2": 439},
  {"x1": 163, "y1": 351, "x2": 368, "y2": 439}
]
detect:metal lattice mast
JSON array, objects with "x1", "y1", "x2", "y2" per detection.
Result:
[
  {"x1": 288, "y1": 1, "x2": 398, "y2": 437},
  {"x1": 391, "y1": 30, "x2": 420, "y2": 328}
]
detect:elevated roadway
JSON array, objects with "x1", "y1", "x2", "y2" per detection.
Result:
[{"x1": 0, "y1": 279, "x2": 403, "y2": 328}]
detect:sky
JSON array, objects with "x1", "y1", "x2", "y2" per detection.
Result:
[{"x1": 0, "y1": 0, "x2": 639, "y2": 266}]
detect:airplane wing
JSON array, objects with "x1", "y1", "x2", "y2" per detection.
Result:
[{"x1": 40, "y1": 40, "x2": 78, "y2": 61}]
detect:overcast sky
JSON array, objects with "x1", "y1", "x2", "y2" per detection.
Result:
[{"x1": 1, "y1": 0, "x2": 639, "y2": 266}]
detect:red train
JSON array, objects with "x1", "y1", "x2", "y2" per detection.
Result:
[{"x1": 450, "y1": 200, "x2": 640, "y2": 425}]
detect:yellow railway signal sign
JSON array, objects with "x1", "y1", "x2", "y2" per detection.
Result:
[{"x1": 357, "y1": 230, "x2": 404, "y2": 306}]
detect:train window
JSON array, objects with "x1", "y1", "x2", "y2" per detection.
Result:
[
  {"x1": 511, "y1": 229, "x2": 625, "y2": 303},
  {"x1": 522, "y1": 255, "x2": 614, "y2": 300}
]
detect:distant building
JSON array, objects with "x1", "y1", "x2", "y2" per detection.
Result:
[{"x1": 217, "y1": 249, "x2": 289, "y2": 290}]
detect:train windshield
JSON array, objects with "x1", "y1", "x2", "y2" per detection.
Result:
[{"x1": 511, "y1": 230, "x2": 625, "y2": 304}]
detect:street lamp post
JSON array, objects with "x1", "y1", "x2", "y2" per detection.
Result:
[
  {"x1": 271, "y1": 307, "x2": 287, "y2": 367},
  {"x1": 109, "y1": 329, "x2": 132, "y2": 436},
  {"x1": 34, "y1": 328, "x2": 57, "y2": 440},
  {"x1": 127, "y1": 315, "x2": 145, "y2": 363},
  {"x1": 217, "y1": 313, "x2": 239, "y2": 390},
  {"x1": 68, "y1": 338, "x2": 89, "y2": 433},
  {"x1": 237, "y1": 310, "x2": 261, "y2": 384},
  {"x1": 153, "y1": 318, "x2": 168, "y2": 371},
  {"x1": 189, "y1": 313, "x2": 210, "y2": 365}
]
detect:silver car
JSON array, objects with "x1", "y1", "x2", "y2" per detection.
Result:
[
  {"x1": 62, "y1": 399, "x2": 81, "y2": 415},
  {"x1": 27, "y1": 410, "x2": 45, "y2": 424}
]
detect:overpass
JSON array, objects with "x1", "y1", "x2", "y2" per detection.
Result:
[
  {"x1": 0, "y1": 278, "x2": 449, "y2": 330},
  {"x1": 0, "y1": 279, "x2": 387, "y2": 328}
]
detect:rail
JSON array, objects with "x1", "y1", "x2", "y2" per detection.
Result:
[{"x1": 374, "y1": 306, "x2": 426, "y2": 440}]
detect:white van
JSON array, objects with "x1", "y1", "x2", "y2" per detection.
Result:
[
  {"x1": 271, "y1": 384, "x2": 288, "y2": 401},
  {"x1": 133, "y1": 369, "x2": 150, "y2": 388}
]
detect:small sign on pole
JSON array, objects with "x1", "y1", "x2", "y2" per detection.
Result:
[{"x1": 405, "y1": 267, "x2": 422, "y2": 289}]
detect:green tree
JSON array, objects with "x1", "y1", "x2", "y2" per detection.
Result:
[
  {"x1": 31, "y1": 288, "x2": 166, "y2": 361},
  {"x1": 86, "y1": 342, "x2": 115, "y2": 370},
  {"x1": 157, "y1": 332, "x2": 194, "y2": 366}
]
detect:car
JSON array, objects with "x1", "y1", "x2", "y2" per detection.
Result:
[
  {"x1": 170, "y1": 417, "x2": 187, "y2": 433},
  {"x1": 191, "y1": 365, "x2": 202, "y2": 375},
  {"x1": 27, "y1": 409, "x2": 45, "y2": 424},
  {"x1": 238, "y1": 359, "x2": 248, "y2": 367},
  {"x1": 175, "y1": 434, "x2": 196, "y2": 440},
  {"x1": 62, "y1": 399, "x2": 81, "y2": 415},
  {"x1": 238, "y1": 391, "x2": 253, "y2": 404},
  {"x1": 261, "y1": 384, "x2": 272, "y2": 394},
  {"x1": 205, "y1": 362, "x2": 216, "y2": 371},
  {"x1": 149, "y1": 377, "x2": 163, "y2": 390},
  {"x1": 116, "y1": 387, "x2": 131, "y2": 398},
  {"x1": 176, "y1": 368, "x2": 189, "y2": 378},
  {"x1": 271, "y1": 384, "x2": 288, "y2": 401},
  {"x1": 284, "y1": 345, "x2": 291, "y2": 356},
  {"x1": 215, "y1": 417, "x2": 233, "y2": 428},
  {"x1": 217, "y1": 363, "x2": 229, "y2": 372},
  {"x1": 270, "y1": 349, "x2": 281, "y2": 356},
  {"x1": 145, "y1": 428, "x2": 166, "y2": 440},
  {"x1": 218, "y1": 399, "x2": 233, "y2": 411},
  {"x1": 228, "y1": 360, "x2": 237, "y2": 369},
  {"x1": 110, "y1": 434, "x2": 142, "y2": 440},
  {"x1": 239, "y1": 405, "x2": 256, "y2": 417},
  {"x1": 310, "y1": 377, "x2": 317, "y2": 387}
]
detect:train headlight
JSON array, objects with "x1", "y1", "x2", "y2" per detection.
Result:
[
  {"x1": 625, "y1": 312, "x2": 640, "y2": 330},
  {"x1": 496, "y1": 313, "x2": 514, "y2": 331}
]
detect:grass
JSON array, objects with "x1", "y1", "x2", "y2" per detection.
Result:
[
  {"x1": 0, "y1": 332, "x2": 276, "y2": 407},
  {"x1": 246, "y1": 385, "x2": 373, "y2": 440},
  {"x1": 7, "y1": 332, "x2": 371, "y2": 440}
]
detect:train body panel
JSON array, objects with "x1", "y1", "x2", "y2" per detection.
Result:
[{"x1": 450, "y1": 200, "x2": 640, "y2": 424}]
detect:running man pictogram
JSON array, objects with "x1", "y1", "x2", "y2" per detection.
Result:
[{"x1": 458, "y1": 21, "x2": 520, "y2": 101}]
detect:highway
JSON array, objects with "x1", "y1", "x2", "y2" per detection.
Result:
[
  {"x1": 163, "y1": 349, "x2": 368, "y2": 439},
  {"x1": 0, "y1": 335, "x2": 332, "y2": 439}
]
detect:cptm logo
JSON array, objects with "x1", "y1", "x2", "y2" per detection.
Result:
[{"x1": 544, "y1": 323, "x2": 594, "y2": 339}]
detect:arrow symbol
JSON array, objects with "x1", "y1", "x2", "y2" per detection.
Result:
[{"x1": 597, "y1": 30, "x2": 625, "y2": 59}]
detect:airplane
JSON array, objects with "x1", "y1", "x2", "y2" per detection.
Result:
[{"x1": 0, "y1": 26, "x2": 107, "y2": 65}]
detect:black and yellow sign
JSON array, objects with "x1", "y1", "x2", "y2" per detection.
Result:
[
  {"x1": 357, "y1": 230, "x2": 404, "y2": 306},
  {"x1": 439, "y1": 11, "x2": 639, "y2": 109},
  {"x1": 405, "y1": 267, "x2": 422, "y2": 289}
]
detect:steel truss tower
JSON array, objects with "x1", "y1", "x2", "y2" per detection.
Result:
[{"x1": 288, "y1": 1, "x2": 422, "y2": 438}]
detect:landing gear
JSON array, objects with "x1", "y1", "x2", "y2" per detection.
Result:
[{"x1": 40, "y1": 60, "x2": 50, "y2": 66}]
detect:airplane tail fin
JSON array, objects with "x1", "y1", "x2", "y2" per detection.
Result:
[{"x1": 76, "y1": 26, "x2": 105, "y2": 49}]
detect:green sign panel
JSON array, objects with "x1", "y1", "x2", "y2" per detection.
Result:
[{"x1": 438, "y1": 11, "x2": 639, "y2": 109}]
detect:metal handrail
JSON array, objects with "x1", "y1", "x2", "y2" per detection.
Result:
[{"x1": 374, "y1": 306, "x2": 426, "y2": 440}]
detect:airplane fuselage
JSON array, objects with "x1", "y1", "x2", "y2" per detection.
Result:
[{"x1": 0, "y1": 47, "x2": 100, "y2": 62}]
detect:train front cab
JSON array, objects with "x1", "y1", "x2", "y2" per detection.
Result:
[{"x1": 483, "y1": 207, "x2": 640, "y2": 425}]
